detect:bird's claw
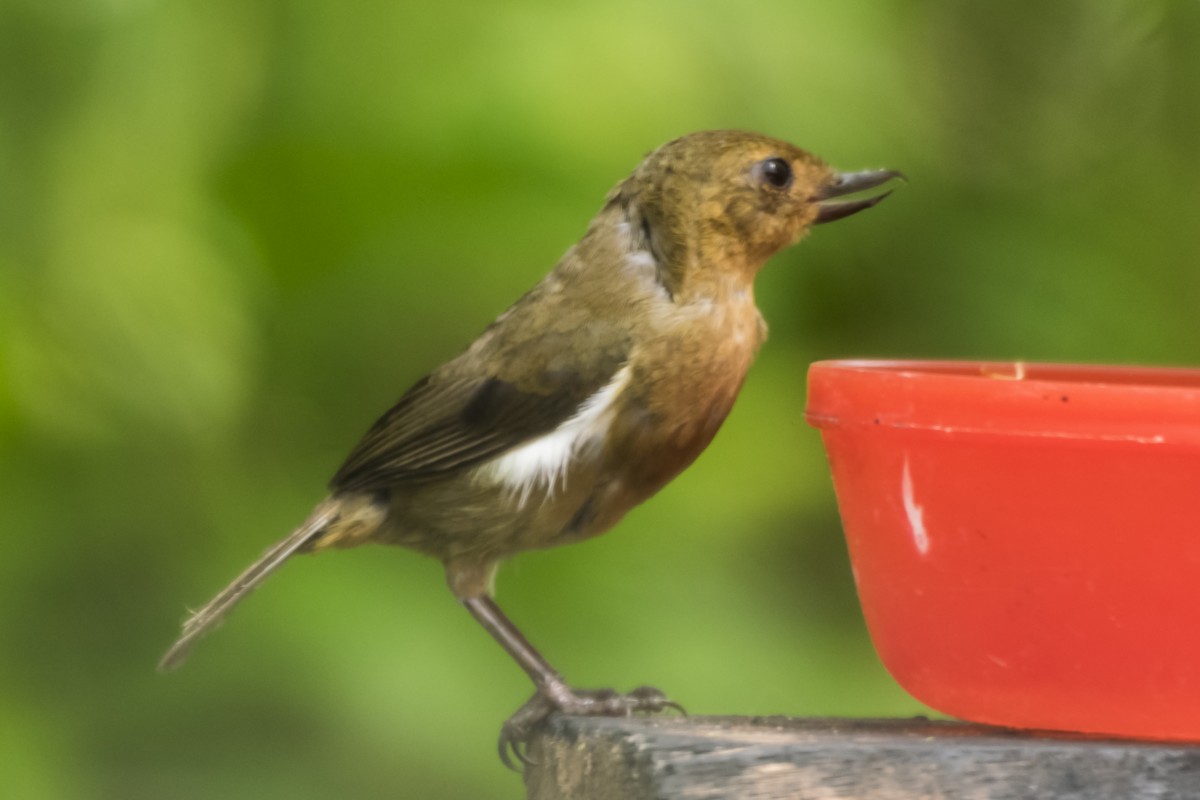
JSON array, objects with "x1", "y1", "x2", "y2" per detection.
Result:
[
  {"x1": 497, "y1": 684, "x2": 683, "y2": 771},
  {"x1": 498, "y1": 692, "x2": 555, "y2": 770}
]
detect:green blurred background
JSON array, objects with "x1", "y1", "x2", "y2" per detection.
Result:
[{"x1": 2, "y1": 0, "x2": 1198, "y2": 797}]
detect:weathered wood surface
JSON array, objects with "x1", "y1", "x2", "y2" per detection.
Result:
[{"x1": 525, "y1": 715, "x2": 1200, "y2": 799}]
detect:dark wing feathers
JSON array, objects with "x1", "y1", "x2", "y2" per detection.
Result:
[{"x1": 329, "y1": 336, "x2": 629, "y2": 494}]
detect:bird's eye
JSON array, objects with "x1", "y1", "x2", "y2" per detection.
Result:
[{"x1": 759, "y1": 157, "x2": 793, "y2": 189}]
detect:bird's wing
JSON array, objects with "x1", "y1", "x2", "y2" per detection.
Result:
[{"x1": 329, "y1": 325, "x2": 630, "y2": 494}]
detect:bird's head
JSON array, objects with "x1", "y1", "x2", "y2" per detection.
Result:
[{"x1": 610, "y1": 130, "x2": 901, "y2": 298}]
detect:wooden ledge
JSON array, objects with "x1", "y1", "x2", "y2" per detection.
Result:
[{"x1": 525, "y1": 715, "x2": 1200, "y2": 799}]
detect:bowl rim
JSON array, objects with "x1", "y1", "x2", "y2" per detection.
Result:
[
  {"x1": 805, "y1": 359, "x2": 1200, "y2": 447},
  {"x1": 812, "y1": 359, "x2": 1200, "y2": 387}
]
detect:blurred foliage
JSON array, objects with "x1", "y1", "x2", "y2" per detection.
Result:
[{"x1": 1, "y1": 0, "x2": 1198, "y2": 797}]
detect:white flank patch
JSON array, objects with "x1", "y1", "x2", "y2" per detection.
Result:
[
  {"x1": 901, "y1": 458, "x2": 930, "y2": 556},
  {"x1": 482, "y1": 365, "x2": 631, "y2": 507}
]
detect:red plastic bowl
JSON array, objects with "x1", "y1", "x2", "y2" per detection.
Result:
[{"x1": 806, "y1": 359, "x2": 1200, "y2": 740}]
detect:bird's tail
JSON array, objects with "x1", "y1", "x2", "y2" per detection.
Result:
[{"x1": 158, "y1": 499, "x2": 340, "y2": 672}]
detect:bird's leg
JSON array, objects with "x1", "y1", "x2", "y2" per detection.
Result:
[
  {"x1": 461, "y1": 594, "x2": 564, "y2": 692},
  {"x1": 461, "y1": 595, "x2": 682, "y2": 768}
]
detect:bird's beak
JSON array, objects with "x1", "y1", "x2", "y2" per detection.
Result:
[{"x1": 813, "y1": 169, "x2": 905, "y2": 224}]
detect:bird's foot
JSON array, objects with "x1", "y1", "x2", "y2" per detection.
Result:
[{"x1": 498, "y1": 684, "x2": 684, "y2": 770}]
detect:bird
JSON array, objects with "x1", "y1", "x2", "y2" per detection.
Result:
[{"x1": 159, "y1": 129, "x2": 901, "y2": 766}]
